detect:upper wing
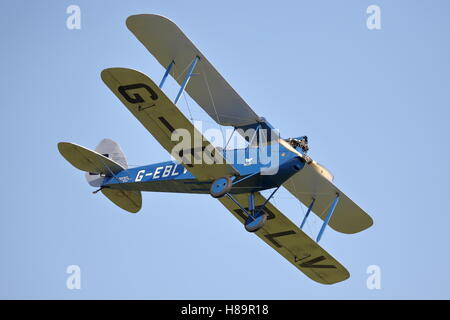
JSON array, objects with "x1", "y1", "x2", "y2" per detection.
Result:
[
  {"x1": 219, "y1": 192, "x2": 350, "y2": 285},
  {"x1": 101, "y1": 67, "x2": 239, "y2": 181},
  {"x1": 126, "y1": 14, "x2": 260, "y2": 127},
  {"x1": 280, "y1": 141, "x2": 373, "y2": 234}
]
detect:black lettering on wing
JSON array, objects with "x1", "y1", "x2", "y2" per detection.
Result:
[
  {"x1": 233, "y1": 206, "x2": 276, "y2": 222},
  {"x1": 118, "y1": 83, "x2": 158, "y2": 104},
  {"x1": 299, "y1": 256, "x2": 336, "y2": 269},
  {"x1": 264, "y1": 230, "x2": 296, "y2": 248}
]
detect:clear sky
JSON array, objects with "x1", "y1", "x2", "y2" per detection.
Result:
[{"x1": 1, "y1": 0, "x2": 449, "y2": 299}]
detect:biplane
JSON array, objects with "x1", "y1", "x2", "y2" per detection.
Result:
[{"x1": 58, "y1": 14, "x2": 373, "y2": 285}]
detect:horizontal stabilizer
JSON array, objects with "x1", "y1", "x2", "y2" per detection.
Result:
[
  {"x1": 101, "y1": 188, "x2": 142, "y2": 213},
  {"x1": 58, "y1": 142, "x2": 125, "y2": 175}
]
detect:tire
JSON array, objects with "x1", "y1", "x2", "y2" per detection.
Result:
[
  {"x1": 244, "y1": 212, "x2": 268, "y2": 232},
  {"x1": 210, "y1": 176, "x2": 233, "y2": 198}
]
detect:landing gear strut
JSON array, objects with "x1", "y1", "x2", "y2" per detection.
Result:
[
  {"x1": 243, "y1": 192, "x2": 268, "y2": 232},
  {"x1": 210, "y1": 176, "x2": 266, "y2": 231},
  {"x1": 210, "y1": 177, "x2": 280, "y2": 232}
]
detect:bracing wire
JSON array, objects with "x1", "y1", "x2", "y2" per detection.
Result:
[{"x1": 199, "y1": 62, "x2": 226, "y2": 147}]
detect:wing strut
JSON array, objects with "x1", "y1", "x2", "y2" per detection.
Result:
[
  {"x1": 316, "y1": 193, "x2": 340, "y2": 242},
  {"x1": 159, "y1": 60, "x2": 174, "y2": 88},
  {"x1": 174, "y1": 56, "x2": 200, "y2": 104},
  {"x1": 300, "y1": 197, "x2": 315, "y2": 229}
]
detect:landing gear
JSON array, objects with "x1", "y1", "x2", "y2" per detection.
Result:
[
  {"x1": 211, "y1": 177, "x2": 279, "y2": 233},
  {"x1": 210, "y1": 176, "x2": 232, "y2": 198},
  {"x1": 244, "y1": 211, "x2": 268, "y2": 232},
  {"x1": 225, "y1": 190, "x2": 280, "y2": 233},
  {"x1": 244, "y1": 192, "x2": 267, "y2": 232}
]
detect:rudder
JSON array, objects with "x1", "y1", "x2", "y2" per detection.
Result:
[{"x1": 85, "y1": 139, "x2": 128, "y2": 187}]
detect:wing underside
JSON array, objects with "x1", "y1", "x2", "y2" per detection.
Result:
[
  {"x1": 101, "y1": 67, "x2": 239, "y2": 181},
  {"x1": 283, "y1": 163, "x2": 373, "y2": 234},
  {"x1": 279, "y1": 140, "x2": 373, "y2": 234},
  {"x1": 219, "y1": 192, "x2": 350, "y2": 284},
  {"x1": 126, "y1": 14, "x2": 260, "y2": 127}
]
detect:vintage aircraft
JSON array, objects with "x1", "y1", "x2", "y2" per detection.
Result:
[{"x1": 58, "y1": 14, "x2": 373, "y2": 285}]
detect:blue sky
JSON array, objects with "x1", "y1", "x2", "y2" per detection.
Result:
[{"x1": 1, "y1": 0, "x2": 449, "y2": 299}]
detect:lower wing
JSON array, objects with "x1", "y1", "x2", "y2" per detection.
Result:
[
  {"x1": 283, "y1": 163, "x2": 373, "y2": 234},
  {"x1": 219, "y1": 192, "x2": 350, "y2": 284}
]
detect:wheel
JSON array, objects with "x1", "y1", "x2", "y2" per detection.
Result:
[
  {"x1": 210, "y1": 176, "x2": 232, "y2": 198},
  {"x1": 244, "y1": 212, "x2": 268, "y2": 232}
]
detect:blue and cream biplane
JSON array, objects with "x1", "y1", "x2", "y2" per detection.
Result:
[{"x1": 58, "y1": 14, "x2": 373, "y2": 285}]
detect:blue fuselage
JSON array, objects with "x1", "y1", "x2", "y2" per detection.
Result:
[{"x1": 102, "y1": 141, "x2": 305, "y2": 194}]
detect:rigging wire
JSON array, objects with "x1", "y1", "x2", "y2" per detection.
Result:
[
  {"x1": 182, "y1": 91, "x2": 194, "y2": 122},
  {"x1": 199, "y1": 62, "x2": 227, "y2": 148},
  {"x1": 289, "y1": 180, "x2": 314, "y2": 235}
]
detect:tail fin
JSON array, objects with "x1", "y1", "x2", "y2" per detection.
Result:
[
  {"x1": 58, "y1": 139, "x2": 142, "y2": 213},
  {"x1": 85, "y1": 139, "x2": 128, "y2": 187}
]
